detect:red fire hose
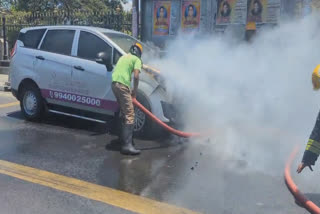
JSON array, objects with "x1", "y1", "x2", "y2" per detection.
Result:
[
  {"x1": 284, "y1": 146, "x2": 320, "y2": 214},
  {"x1": 132, "y1": 98, "x2": 201, "y2": 138}
]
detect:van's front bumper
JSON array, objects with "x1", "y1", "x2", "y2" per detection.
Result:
[
  {"x1": 148, "y1": 85, "x2": 180, "y2": 124},
  {"x1": 161, "y1": 101, "x2": 178, "y2": 124}
]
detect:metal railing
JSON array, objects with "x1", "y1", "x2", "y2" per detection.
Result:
[{"x1": 0, "y1": 10, "x2": 134, "y2": 58}]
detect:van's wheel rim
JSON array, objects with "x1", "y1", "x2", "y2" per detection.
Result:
[
  {"x1": 23, "y1": 91, "x2": 37, "y2": 116},
  {"x1": 134, "y1": 107, "x2": 146, "y2": 132}
]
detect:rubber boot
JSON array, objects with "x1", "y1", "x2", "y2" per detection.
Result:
[{"x1": 121, "y1": 124, "x2": 140, "y2": 155}]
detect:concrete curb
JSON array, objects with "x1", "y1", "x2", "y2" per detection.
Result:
[
  {"x1": 0, "y1": 67, "x2": 10, "y2": 75},
  {"x1": 0, "y1": 60, "x2": 10, "y2": 67},
  {"x1": 284, "y1": 146, "x2": 320, "y2": 214},
  {"x1": 0, "y1": 74, "x2": 9, "y2": 91}
]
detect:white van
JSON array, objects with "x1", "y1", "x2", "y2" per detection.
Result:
[{"x1": 9, "y1": 26, "x2": 175, "y2": 136}]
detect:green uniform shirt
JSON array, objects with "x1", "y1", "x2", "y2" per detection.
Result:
[{"x1": 112, "y1": 54, "x2": 142, "y2": 89}]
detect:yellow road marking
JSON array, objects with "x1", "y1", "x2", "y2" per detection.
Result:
[
  {"x1": 0, "y1": 160, "x2": 200, "y2": 214},
  {"x1": 0, "y1": 101, "x2": 19, "y2": 108},
  {"x1": 0, "y1": 91, "x2": 15, "y2": 98}
]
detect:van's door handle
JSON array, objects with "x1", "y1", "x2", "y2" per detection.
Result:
[
  {"x1": 36, "y1": 56, "x2": 45, "y2": 60},
  {"x1": 74, "y1": 66, "x2": 85, "y2": 71}
]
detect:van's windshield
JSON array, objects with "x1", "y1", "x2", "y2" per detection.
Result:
[{"x1": 103, "y1": 33, "x2": 152, "y2": 54}]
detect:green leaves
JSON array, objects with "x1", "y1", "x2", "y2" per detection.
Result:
[{"x1": 2, "y1": 0, "x2": 127, "y2": 13}]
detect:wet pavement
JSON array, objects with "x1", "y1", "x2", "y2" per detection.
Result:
[
  {"x1": 0, "y1": 174, "x2": 133, "y2": 214},
  {"x1": 0, "y1": 90, "x2": 310, "y2": 214}
]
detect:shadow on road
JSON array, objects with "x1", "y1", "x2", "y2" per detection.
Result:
[
  {"x1": 6, "y1": 110, "x2": 114, "y2": 135},
  {"x1": 6, "y1": 110, "x2": 173, "y2": 146},
  {"x1": 6, "y1": 111, "x2": 22, "y2": 119},
  {"x1": 105, "y1": 137, "x2": 181, "y2": 152},
  {"x1": 304, "y1": 193, "x2": 320, "y2": 207}
]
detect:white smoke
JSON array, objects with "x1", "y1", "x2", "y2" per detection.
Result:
[{"x1": 148, "y1": 14, "x2": 320, "y2": 176}]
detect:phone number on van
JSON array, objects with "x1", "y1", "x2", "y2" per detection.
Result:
[{"x1": 48, "y1": 90, "x2": 101, "y2": 107}]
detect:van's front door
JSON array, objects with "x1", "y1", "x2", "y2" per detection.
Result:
[{"x1": 70, "y1": 30, "x2": 117, "y2": 115}]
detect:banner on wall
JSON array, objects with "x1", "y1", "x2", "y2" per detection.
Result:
[
  {"x1": 216, "y1": 0, "x2": 247, "y2": 25},
  {"x1": 247, "y1": 0, "x2": 280, "y2": 24},
  {"x1": 153, "y1": 1, "x2": 171, "y2": 36},
  {"x1": 181, "y1": 0, "x2": 201, "y2": 32},
  {"x1": 295, "y1": 0, "x2": 320, "y2": 18},
  {"x1": 312, "y1": 0, "x2": 320, "y2": 11}
]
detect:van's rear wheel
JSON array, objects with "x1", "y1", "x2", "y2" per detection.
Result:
[{"x1": 20, "y1": 84, "x2": 44, "y2": 121}]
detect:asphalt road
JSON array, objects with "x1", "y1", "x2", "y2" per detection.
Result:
[{"x1": 0, "y1": 90, "x2": 312, "y2": 214}]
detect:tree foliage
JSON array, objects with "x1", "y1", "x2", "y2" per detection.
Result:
[{"x1": 1, "y1": 0, "x2": 126, "y2": 13}]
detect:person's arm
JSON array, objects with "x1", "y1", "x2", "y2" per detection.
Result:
[
  {"x1": 297, "y1": 148, "x2": 318, "y2": 173},
  {"x1": 131, "y1": 58, "x2": 142, "y2": 99},
  {"x1": 297, "y1": 111, "x2": 320, "y2": 173},
  {"x1": 131, "y1": 69, "x2": 140, "y2": 99}
]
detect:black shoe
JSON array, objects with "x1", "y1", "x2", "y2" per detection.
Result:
[{"x1": 121, "y1": 124, "x2": 140, "y2": 155}]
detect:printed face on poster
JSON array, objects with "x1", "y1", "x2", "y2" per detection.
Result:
[
  {"x1": 216, "y1": 0, "x2": 247, "y2": 25},
  {"x1": 247, "y1": 0, "x2": 266, "y2": 23},
  {"x1": 217, "y1": 0, "x2": 233, "y2": 24},
  {"x1": 181, "y1": 0, "x2": 201, "y2": 32},
  {"x1": 153, "y1": 1, "x2": 171, "y2": 36}
]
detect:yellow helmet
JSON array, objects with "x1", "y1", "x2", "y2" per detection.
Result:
[
  {"x1": 135, "y1": 43, "x2": 143, "y2": 53},
  {"x1": 129, "y1": 42, "x2": 143, "y2": 58},
  {"x1": 312, "y1": 64, "x2": 320, "y2": 90}
]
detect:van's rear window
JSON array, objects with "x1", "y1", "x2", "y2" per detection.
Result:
[{"x1": 19, "y1": 29, "x2": 46, "y2": 49}]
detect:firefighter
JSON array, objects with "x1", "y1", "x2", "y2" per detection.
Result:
[
  {"x1": 111, "y1": 43, "x2": 143, "y2": 155},
  {"x1": 297, "y1": 65, "x2": 320, "y2": 173}
]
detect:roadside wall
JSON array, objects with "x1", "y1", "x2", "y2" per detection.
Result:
[{"x1": 141, "y1": 0, "x2": 295, "y2": 47}]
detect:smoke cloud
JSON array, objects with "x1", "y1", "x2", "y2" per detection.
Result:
[{"x1": 148, "y1": 15, "x2": 320, "y2": 176}]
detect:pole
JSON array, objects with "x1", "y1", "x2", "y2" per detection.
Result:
[
  {"x1": 137, "y1": 0, "x2": 140, "y2": 39},
  {"x1": 2, "y1": 16, "x2": 8, "y2": 60},
  {"x1": 140, "y1": 0, "x2": 144, "y2": 41},
  {"x1": 132, "y1": 0, "x2": 138, "y2": 38}
]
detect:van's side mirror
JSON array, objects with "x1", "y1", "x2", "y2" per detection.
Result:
[{"x1": 96, "y1": 52, "x2": 113, "y2": 71}]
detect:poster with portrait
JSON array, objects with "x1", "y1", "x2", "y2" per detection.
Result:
[
  {"x1": 216, "y1": 0, "x2": 247, "y2": 25},
  {"x1": 181, "y1": 0, "x2": 201, "y2": 32},
  {"x1": 247, "y1": 0, "x2": 267, "y2": 23},
  {"x1": 247, "y1": 0, "x2": 280, "y2": 24},
  {"x1": 295, "y1": 0, "x2": 320, "y2": 18},
  {"x1": 153, "y1": 1, "x2": 171, "y2": 36},
  {"x1": 312, "y1": 0, "x2": 320, "y2": 11}
]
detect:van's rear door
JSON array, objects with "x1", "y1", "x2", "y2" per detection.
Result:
[
  {"x1": 10, "y1": 28, "x2": 47, "y2": 89},
  {"x1": 35, "y1": 29, "x2": 76, "y2": 107}
]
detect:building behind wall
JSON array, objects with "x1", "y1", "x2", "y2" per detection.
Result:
[{"x1": 140, "y1": 0, "x2": 310, "y2": 47}]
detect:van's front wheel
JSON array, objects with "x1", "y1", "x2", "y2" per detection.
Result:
[
  {"x1": 133, "y1": 91, "x2": 155, "y2": 138},
  {"x1": 116, "y1": 91, "x2": 158, "y2": 139}
]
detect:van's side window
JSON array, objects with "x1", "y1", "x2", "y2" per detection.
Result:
[
  {"x1": 20, "y1": 29, "x2": 46, "y2": 49},
  {"x1": 113, "y1": 49, "x2": 122, "y2": 65},
  {"x1": 40, "y1": 30, "x2": 75, "y2": 55},
  {"x1": 77, "y1": 31, "x2": 112, "y2": 61}
]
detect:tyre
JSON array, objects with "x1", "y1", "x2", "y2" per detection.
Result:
[
  {"x1": 116, "y1": 91, "x2": 155, "y2": 138},
  {"x1": 133, "y1": 91, "x2": 155, "y2": 138},
  {"x1": 20, "y1": 84, "x2": 44, "y2": 121},
  {"x1": 115, "y1": 91, "x2": 161, "y2": 139}
]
